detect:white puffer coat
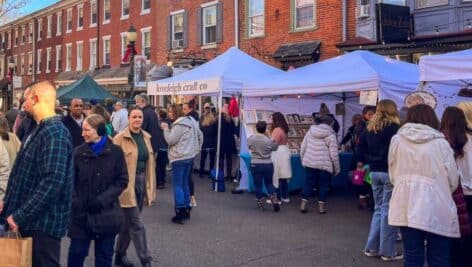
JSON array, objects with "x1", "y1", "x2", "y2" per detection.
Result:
[{"x1": 300, "y1": 124, "x2": 340, "y2": 175}]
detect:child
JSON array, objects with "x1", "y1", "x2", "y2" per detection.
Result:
[{"x1": 352, "y1": 162, "x2": 368, "y2": 209}]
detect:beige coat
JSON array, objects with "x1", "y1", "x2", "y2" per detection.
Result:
[
  {"x1": 113, "y1": 128, "x2": 156, "y2": 208},
  {"x1": 3, "y1": 132, "x2": 21, "y2": 168}
]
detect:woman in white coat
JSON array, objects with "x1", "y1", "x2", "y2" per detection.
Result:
[
  {"x1": 270, "y1": 112, "x2": 292, "y2": 204},
  {"x1": 388, "y1": 104, "x2": 460, "y2": 267}
]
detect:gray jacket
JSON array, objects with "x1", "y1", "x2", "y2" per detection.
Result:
[
  {"x1": 164, "y1": 116, "x2": 203, "y2": 163},
  {"x1": 111, "y1": 108, "x2": 129, "y2": 135}
]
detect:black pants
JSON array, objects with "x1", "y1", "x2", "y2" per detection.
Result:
[
  {"x1": 20, "y1": 230, "x2": 61, "y2": 267},
  {"x1": 156, "y1": 150, "x2": 168, "y2": 187},
  {"x1": 219, "y1": 152, "x2": 233, "y2": 179},
  {"x1": 200, "y1": 148, "x2": 216, "y2": 175}
]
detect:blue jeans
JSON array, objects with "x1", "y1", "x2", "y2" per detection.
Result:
[
  {"x1": 251, "y1": 163, "x2": 276, "y2": 199},
  {"x1": 67, "y1": 236, "x2": 115, "y2": 267},
  {"x1": 365, "y1": 172, "x2": 397, "y2": 257},
  {"x1": 401, "y1": 227, "x2": 452, "y2": 267},
  {"x1": 172, "y1": 158, "x2": 193, "y2": 209},
  {"x1": 277, "y1": 179, "x2": 289, "y2": 200},
  {"x1": 302, "y1": 168, "x2": 330, "y2": 202}
]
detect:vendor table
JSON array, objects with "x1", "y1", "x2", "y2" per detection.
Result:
[{"x1": 240, "y1": 152, "x2": 353, "y2": 193}]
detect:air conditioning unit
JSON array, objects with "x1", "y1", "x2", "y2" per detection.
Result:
[
  {"x1": 356, "y1": 5, "x2": 371, "y2": 19},
  {"x1": 172, "y1": 39, "x2": 183, "y2": 49}
]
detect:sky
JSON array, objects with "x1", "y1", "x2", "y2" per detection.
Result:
[{"x1": 21, "y1": 0, "x2": 59, "y2": 15}]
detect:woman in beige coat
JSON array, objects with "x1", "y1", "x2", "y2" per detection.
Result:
[{"x1": 113, "y1": 106, "x2": 156, "y2": 267}]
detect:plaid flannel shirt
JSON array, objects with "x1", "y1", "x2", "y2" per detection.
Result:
[{"x1": 2, "y1": 116, "x2": 73, "y2": 238}]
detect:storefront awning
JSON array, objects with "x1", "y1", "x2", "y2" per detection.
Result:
[{"x1": 273, "y1": 41, "x2": 321, "y2": 61}]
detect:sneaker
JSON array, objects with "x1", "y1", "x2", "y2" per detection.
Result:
[
  {"x1": 381, "y1": 252, "x2": 403, "y2": 261},
  {"x1": 364, "y1": 250, "x2": 378, "y2": 257},
  {"x1": 281, "y1": 198, "x2": 290, "y2": 203},
  {"x1": 266, "y1": 199, "x2": 282, "y2": 205}
]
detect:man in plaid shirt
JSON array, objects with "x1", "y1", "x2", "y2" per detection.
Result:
[{"x1": 0, "y1": 81, "x2": 73, "y2": 267}]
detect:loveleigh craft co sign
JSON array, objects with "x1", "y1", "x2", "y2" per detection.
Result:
[{"x1": 147, "y1": 77, "x2": 221, "y2": 95}]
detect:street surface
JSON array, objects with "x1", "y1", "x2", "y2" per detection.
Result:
[{"x1": 61, "y1": 174, "x2": 402, "y2": 267}]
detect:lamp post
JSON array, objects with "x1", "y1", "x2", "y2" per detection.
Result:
[
  {"x1": 127, "y1": 25, "x2": 137, "y2": 98},
  {"x1": 7, "y1": 58, "x2": 16, "y2": 109}
]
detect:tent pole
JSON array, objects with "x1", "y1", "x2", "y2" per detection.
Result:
[
  {"x1": 342, "y1": 92, "x2": 346, "y2": 143},
  {"x1": 215, "y1": 90, "x2": 223, "y2": 183}
]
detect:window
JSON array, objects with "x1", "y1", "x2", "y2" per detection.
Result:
[
  {"x1": 76, "y1": 41, "x2": 83, "y2": 71},
  {"x1": 56, "y1": 45, "x2": 62, "y2": 72},
  {"x1": 77, "y1": 5, "x2": 84, "y2": 29},
  {"x1": 14, "y1": 28, "x2": 18, "y2": 46},
  {"x1": 37, "y1": 49, "x2": 42, "y2": 73},
  {"x1": 47, "y1": 15, "x2": 52, "y2": 37},
  {"x1": 14, "y1": 55, "x2": 18, "y2": 74},
  {"x1": 171, "y1": 12, "x2": 184, "y2": 49},
  {"x1": 122, "y1": 0, "x2": 130, "y2": 19},
  {"x1": 202, "y1": 5, "x2": 217, "y2": 44},
  {"x1": 67, "y1": 8, "x2": 72, "y2": 33},
  {"x1": 6, "y1": 32, "x2": 10, "y2": 49},
  {"x1": 104, "y1": 0, "x2": 111, "y2": 23},
  {"x1": 91, "y1": 1, "x2": 97, "y2": 26},
  {"x1": 121, "y1": 33, "x2": 127, "y2": 63},
  {"x1": 141, "y1": 28, "x2": 151, "y2": 60},
  {"x1": 382, "y1": 0, "x2": 406, "y2": 5},
  {"x1": 248, "y1": 0, "x2": 264, "y2": 37},
  {"x1": 90, "y1": 39, "x2": 97, "y2": 70},
  {"x1": 103, "y1": 36, "x2": 111, "y2": 65},
  {"x1": 56, "y1": 12, "x2": 62, "y2": 35},
  {"x1": 66, "y1": 44, "x2": 72, "y2": 71},
  {"x1": 46, "y1": 47, "x2": 52, "y2": 73},
  {"x1": 21, "y1": 25, "x2": 26, "y2": 44},
  {"x1": 37, "y1": 20, "x2": 43, "y2": 40},
  {"x1": 29, "y1": 23, "x2": 33, "y2": 43},
  {"x1": 1, "y1": 34, "x2": 4, "y2": 50},
  {"x1": 294, "y1": 0, "x2": 315, "y2": 29},
  {"x1": 142, "y1": 0, "x2": 151, "y2": 13},
  {"x1": 416, "y1": 0, "x2": 448, "y2": 9},
  {"x1": 20, "y1": 53, "x2": 25, "y2": 74},
  {"x1": 28, "y1": 52, "x2": 33, "y2": 74}
]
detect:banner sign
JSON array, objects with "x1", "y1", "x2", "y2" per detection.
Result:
[
  {"x1": 359, "y1": 90, "x2": 378, "y2": 106},
  {"x1": 12, "y1": 76, "x2": 22, "y2": 89},
  {"x1": 147, "y1": 77, "x2": 221, "y2": 95},
  {"x1": 134, "y1": 55, "x2": 148, "y2": 88}
]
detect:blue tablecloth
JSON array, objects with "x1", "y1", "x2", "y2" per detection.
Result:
[{"x1": 240, "y1": 152, "x2": 353, "y2": 193}]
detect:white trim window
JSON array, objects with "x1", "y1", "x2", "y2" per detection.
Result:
[
  {"x1": 89, "y1": 38, "x2": 97, "y2": 70},
  {"x1": 202, "y1": 5, "x2": 217, "y2": 44},
  {"x1": 103, "y1": 36, "x2": 111, "y2": 66},
  {"x1": 77, "y1": 4, "x2": 84, "y2": 30},
  {"x1": 415, "y1": 0, "x2": 447, "y2": 9},
  {"x1": 66, "y1": 8, "x2": 73, "y2": 33},
  {"x1": 37, "y1": 20, "x2": 43, "y2": 41},
  {"x1": 20, "y1": 53, "x2": 25, "y2": 74},
  {"x1": 122, "y1": 0, "x2": 130, "y2": 19},
  {"x1": 76, "y1": 41, "x2": 83, "y2": 71},
  {"x1": 1, "y1": 34, "x2": 4, "y2": 51},
  {"x1": 294, "y1": 0, "x2": 315, "y2": 30},
  {"x1": 14, "y1": 28, "x2": 18, "y2": 46},
  {"x1": 46, "y1": 47, "x2": 52, "y2": 73},
  {"x1": 66, "y1": 43, "x2": 72, "y2": 71},
  {"x1": 120, "y1": 32, "x2": 127, "y2": 64},
  {"x1": 55, "y1": 45, "x2": 62, "y2": 72},
  {"x1": 28, "y1": 52, "x2": 33, "y2": 74},
  {"x1": 103, "y1": 0, "x2": 111, "y2": 24},
  {"x1": 47, "y1": 15, "x2": 52, "y2": 37},
  {"x1": 171, "y1": 12, "x2": 184, "y2": 49},
  {"x1": 141, "y1": 27, "x2": 151, "y2": 60},
  {"x1": 6, "y1": 32, "x2": 10, "y2": 49},
  {"x1": 37, "y1": 49, "x2": 42, "y2": 74},
  {"x1": 21, "y1": 25, "x2": 26, "y2": 44},
  {"x1": 56, "y1": 11, "x2": 62, "y2": 36},
  {"x1": 90, "y1": 0, "x2": 97, "y2": 26},
  {"x1": 13, "y1": 55, "x2": 18, "y2": 74},
  {"x1": 142, "y1": 0, "x2": 151, "y2": 14},
  {"x1": 29, "y1": 22, "x2": 33, "y2": 43},
  {"x1": 248, "y1": 0, "x2": 264, "y2": 37}
]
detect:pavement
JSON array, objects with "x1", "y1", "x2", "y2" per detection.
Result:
[{"x1": 61, "y1": 174, "x2": 403, "y2": 267}]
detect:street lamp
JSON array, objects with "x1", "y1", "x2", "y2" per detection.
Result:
[{"x1": 127, "y1": 25, "x2": 137, "y2": 98}]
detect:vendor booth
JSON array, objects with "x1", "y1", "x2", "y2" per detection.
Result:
[
  {"x1": 239, "y1": 50, "x2": 419, "y2": 192},
  {"x1": 57, "y1": 75, "x2": 117, "y2": 105},
  {"x1": 418, "y1": 48, "x2": 472, "y2": 115}
]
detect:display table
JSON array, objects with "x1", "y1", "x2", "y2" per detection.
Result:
[{"x1": 240, "y1": 152, "x2": 353, "y2": 193}]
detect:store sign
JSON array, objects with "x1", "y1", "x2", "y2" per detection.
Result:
[
  {"x1": 147, "y1": 77, "x2": 221, "y2": 95},
  {"x1": 376, "y1": 3, "x2": 411, "y2": 43},
  {"x1": 12, "y1": 76, "x2": 22, "y2": 89}
]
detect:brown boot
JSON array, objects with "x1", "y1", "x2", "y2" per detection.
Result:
[
  {"x1": 318, "y1": 201, "x2": 326, "y2": 214},
  {"x1": 300, "y1": 199, "x2": 308, "y2": 214}
]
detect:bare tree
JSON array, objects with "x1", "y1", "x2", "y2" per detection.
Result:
[{"x1": 0, "y1": 0, "x2": 30, "y2": 25}]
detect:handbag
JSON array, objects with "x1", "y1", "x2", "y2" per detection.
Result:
[
  {"x1": 86, "y1": 201, "x2": 124, "y2": 235},
  {"x1": 452, "y1": 181, "x2": 472, "y2": 237},
  {"x1": 0, "y1": 232, "x2": 32, "y2": 267}
]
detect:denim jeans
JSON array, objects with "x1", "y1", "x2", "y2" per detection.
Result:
[
  {"x1": 302, "y1": 168, "x2": 330, "y2": 202},
  {"x1": 67, "y1": 236, "x2": 116, "y2": 267},
  {"x1": 172, "y1": 158, "x2": 193, "y2": 208},
  {"x1": 401, "y1": 227, "x2": 452, "y2": 267},
  {"x1": 156, "y1": 149, "x2": 168, "y2": 186},
  {"x1": 251, "y1": 163, "x2": 276, "y2": 199},
  {"x1": 364, "y1": 172, "x2": 397, "y2": 257},
  {"x1": 277, "y1": 179, "x2": 289, "y2": 200}
]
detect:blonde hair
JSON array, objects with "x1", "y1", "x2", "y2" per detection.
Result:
[
  {"x1": 201, "y1": 112, "x2": 216, "y2": 127},
  {"x1": 457, "y1": 102, "x2": 472, "y2": 129},
  {"x1": 367, "y1": 99, "x2": 400, "y2": 133}
]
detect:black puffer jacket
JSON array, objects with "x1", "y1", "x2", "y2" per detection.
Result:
[
  {"x1": 68, "y1": 139, "x2": 128, "y2": 238},
  {"x1": 62, "y1": 115, "x2": 85, "y2": 147},
  {"x1": 141, "y1": 105, "x2": 162, "y2": 152}
]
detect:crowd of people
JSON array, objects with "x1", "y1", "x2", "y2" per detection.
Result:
[{"x1": 0, "y1": 79, "x2": 471, "y2": 267}]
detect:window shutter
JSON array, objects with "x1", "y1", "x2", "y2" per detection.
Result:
[
  {"x1": 167, "y1": 15, "x2": 172, "y2": 50},
  {"x1": 196, "y1": 8, "x2": 202, "y2": 46},
  {"x1": 216, "y1": 3, "x2": 223, "y2": 43},
  {"x1": 183, "y1": 11, "x2": 189, "y2": 48}
]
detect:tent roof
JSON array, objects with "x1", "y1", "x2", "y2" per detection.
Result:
[
  {"x1": 147, "y1": 47, "x2": 284, "y2": 96},
  {"x1": 57, "y1": 75, "x2": 116, "y2": 104},
  {"x1": 243, "y1": 50, "x2": 419, "y2": 101},
  {"x1": 419, "y1": 48, "x2": 472, "y2": 82}
]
